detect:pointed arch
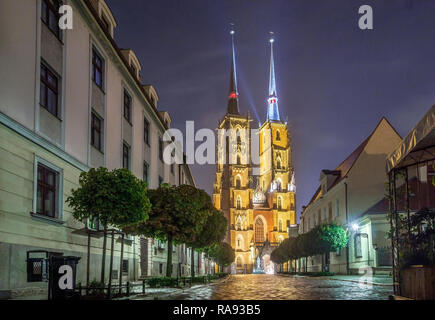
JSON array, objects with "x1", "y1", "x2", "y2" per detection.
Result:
[
  {"x1": 236, "y1": 255, "x2": 244, "y2": 268},
  {"x1": 236, "y1": 195, "x2": 242, "y2": 209},
  {"x1": 277, "y1": 196, "x2": 283, "y2": 210},
  {"x1": 254, "y1": 215, "x2": 267, "y2": 243},
  {"x1": 276, "y1": 178, "x2": 283, "y2": 191},
  {"x1": 235, "y1": 174, "x2": 242, "y2": 188},
  {"x1": 276, "y1": 130, "x2": 281, "y2": 141},
  {"x1": 236, "y1": 234, "x2": 244, "y2": 250}
]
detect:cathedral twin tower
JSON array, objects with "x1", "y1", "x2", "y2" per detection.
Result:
[{"x1": 213, "y1": 31, "x2": 296, "y2": 274}]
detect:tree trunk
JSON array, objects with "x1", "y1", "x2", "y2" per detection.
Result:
[
  {"x1": 198, "y1": 251, "x2": 201, "y2": 275},
  {"x1": 166, "y1": 234, "x2": 173, "y2": 277},
  {"x1": 108, "y1": 230, "x2": 115, "y2": 298},
  {"x1": 86, "y1": 231, "x2": 91, "y2": 295},
  {"x1": 119, "y1": 233, "x2": 124, "y2": 295},
  {"x1": 101, "y1": 226, "x2": 107, "y2": 286},
  {"x1": 191, "y1": 248, "x2": 195, "y2": 278}
]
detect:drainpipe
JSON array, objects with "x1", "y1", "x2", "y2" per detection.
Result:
[{"x1": 345, "y1": 182, "x2": 350, "y2": 275}]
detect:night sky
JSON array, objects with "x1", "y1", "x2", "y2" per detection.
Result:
[{"x1": 106, "y1": 0, "x2": 435, "y2": 220}]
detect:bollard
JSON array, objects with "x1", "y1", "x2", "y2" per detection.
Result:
[{"x1": 126, "y1": 281, "x2": 130, "y2": 297}]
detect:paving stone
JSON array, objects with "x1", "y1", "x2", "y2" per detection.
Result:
[{"x1": 147, "y1": 274, "x2": 393, "y2": 300}]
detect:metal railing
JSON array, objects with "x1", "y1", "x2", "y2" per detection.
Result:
[{"x1": 75, "y1": 275, "x2": 216, "y2": 299}]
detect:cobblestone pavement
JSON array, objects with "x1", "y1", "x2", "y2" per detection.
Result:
[{"x1": 159, "y1": 274, "x2": 393, "y2": 300}]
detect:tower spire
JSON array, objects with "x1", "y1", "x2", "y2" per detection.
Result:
[
  {"x1": 227, "y1": 29, "x2": 240, "y2": 115},
  {"x1": 267, "y1": 33, "x2": 280, "y2": 121}
]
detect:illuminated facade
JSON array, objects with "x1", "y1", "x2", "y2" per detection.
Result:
[{"x1": 213, "y1": 33, "x2": 296, "y2": 274}]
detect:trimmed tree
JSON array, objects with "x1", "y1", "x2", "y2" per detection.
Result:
[
  {"x1": 186, "y1": 207, "x2": 227, "y2": 277},
  {"x1": 209, "y1": 242, "x2": 235, "y2": 272},
  {"x1": 130, "y1": 184, "x2": 210, "y2": 277},
  {"x1": 270, "y1": 244, "x2": 288, "y2": 271},
  {"x1": 66, "y1": 167, "x2": 151, "y2": 286}
]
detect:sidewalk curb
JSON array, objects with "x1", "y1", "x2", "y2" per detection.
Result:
[
  {"x1": 277, "y1": 273, "x2": 393, "y2": 286},
  {"x1": 120, "y1": 276, "x2": 230, "y2": 300},
  {"x1": 325, "y1": 278, "x2": 394, "y2": 287}
]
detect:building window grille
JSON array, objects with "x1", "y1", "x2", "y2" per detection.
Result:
[{"x1": 255, "y1": 219, "x2": 265, "y2": 243}]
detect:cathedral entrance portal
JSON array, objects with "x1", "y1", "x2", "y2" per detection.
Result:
[
  {"x1": 252, "y1": 239, "x2": 276, "y2": 274},
  {"x1": 262, "y1": 255, "x2": 274, "y2": 274}
]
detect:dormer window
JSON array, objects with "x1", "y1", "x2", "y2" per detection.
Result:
[
  {"x1": 130, "y1": 63, "x2": 137, "y2": 78},
  {"x1": 96, "y1": 0, "x2": 117, "y2": 38},
  {"x1": 101, "y1": 14, "x2": 110, "y2": 33}
]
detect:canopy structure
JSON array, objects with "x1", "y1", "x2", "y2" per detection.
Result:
[{"x1": 387, "y1": 105, "x2": 435, "y2": 172}]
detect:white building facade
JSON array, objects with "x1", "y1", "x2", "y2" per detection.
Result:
[{"x1": 298, "y1": 118, "x2": 402, "y2": 275}]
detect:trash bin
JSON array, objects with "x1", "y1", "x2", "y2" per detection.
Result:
[{"x1": 49, "y1": 256, "x2": 81, "y2": 300}]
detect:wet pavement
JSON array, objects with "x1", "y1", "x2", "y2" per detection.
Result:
[{"x1": 159, "y1": 274, "x2": 393, "y2": 300}]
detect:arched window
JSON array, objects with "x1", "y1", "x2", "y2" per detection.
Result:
[
  {"x1": 276, "y1": 130, "x2": 281, "y2": 141},
  {"x1": 237, "y1": 154, "x2": 241, "y2": 165},
  {"x1": 236, "y1": 235, "x2": 243, "y2": 249},
  {"x1": 279, "y1": 219, "x2": 283, "y2": 232},
  {"x1": 236, "y1": 196, "x2": 242, "y2": 209},
  {"x1": 255, "y1": 218, "x2": 265, "y2": 243},
  {"x1": 235, "y1": 176, "x2": 241, "y2": 189},
  {"x1": 276, "y1": 179, "x2": 282, "y2": 192},
  {"x1": 278, "y1": 197, "x2": 282, "y2": 210},
  {"x1": 277, "y1": 158, "x2": 282, "y2": 169},
  {"x1": 236, "y1": 220, "x2": 241, "y2": 230},
  {"x1": 236, "y1": 256, "x2": 242, "y2": 268}
]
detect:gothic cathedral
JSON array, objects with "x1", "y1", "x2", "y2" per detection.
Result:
[{"x1": 213, "y1": 32, "x2": 296, "y2": 274}]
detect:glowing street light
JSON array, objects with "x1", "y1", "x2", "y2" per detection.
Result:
[{"x1": 352, "y1": 223, "x2": 359, "y2": 232}]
